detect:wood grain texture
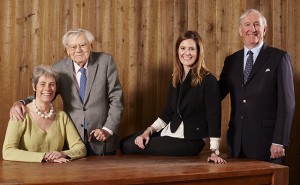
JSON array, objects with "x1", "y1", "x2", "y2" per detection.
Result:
[
  {"x1": 0, "y1": 1, "x2": 299, "y2": 184},
  {"x1": 0, "y1": 154, "x2": 289, "y2": 185}
]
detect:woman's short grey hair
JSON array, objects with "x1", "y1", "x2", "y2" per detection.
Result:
[
  {"x1": 32, "y1": 65, "x2": 59, "y2": 90},
  {"x1": 62, "y1": 28, "x2": 95, "y2": 48},
  {"x1": 239, "y1": 9, "x2": 267, "y2": 27}
]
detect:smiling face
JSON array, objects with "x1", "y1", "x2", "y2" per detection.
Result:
[
  {"x1": 33, "y1": 75, "x2": 56, "y2": 104},
  {"x1": 178, "y1": 39, "x2": 198, "y2": 73},
  {"x1": 66, "y1": 33, "x2": 92, "y2": 67},
  {"x1": 239, "y1": 11, "x2": 267, "y2": 49}
]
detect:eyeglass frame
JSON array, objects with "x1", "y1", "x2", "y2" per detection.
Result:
[{"x1": 67, "y1": 42, "x2": 91, "y2": 51}]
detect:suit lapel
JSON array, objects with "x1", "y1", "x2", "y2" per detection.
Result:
[
  {"x1": 64, "y1": 58, "x2": 83, "y2": 104},
  {"x1": 177, "y1": 71, "x2": 191, "y2": 108},
  {"x1": 84, "y1": 53, "x2": 98, "y2": 104},
  {"x1": 247, "y1": 44, "x2": 269, "y2": 83},
  {"x1": 235, "y1": 50, "x2": 244, "y2": 85}
]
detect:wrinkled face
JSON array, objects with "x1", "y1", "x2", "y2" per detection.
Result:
[
  {"x1": 33, "y1": 75, "x2": 56, "y2": 103},
  {"x1": 178, "y1": 39, "x2": 198, "y2": 71},
  {"x1": 66, "y1": 33, "x2": 92, "y2": 67},
  {"x1": 239, "y1": 12, "x2": 267, "y2": 49}
]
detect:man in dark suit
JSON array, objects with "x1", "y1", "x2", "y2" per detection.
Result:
[
  {"x1": 218, "y1": 9, "x2": 295, "y2": 163},
  {"x1": 10, "y1": 29, "x2": 124, "y2": 156}
]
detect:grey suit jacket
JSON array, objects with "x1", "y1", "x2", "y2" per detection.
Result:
[{"x1": 52, "y1": 52, "x2": 124, "y2": 154}]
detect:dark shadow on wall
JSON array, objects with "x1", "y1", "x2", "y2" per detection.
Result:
[
  {"x1": 284, "y1": 77, "x2": 300, "y2": 185},
  {"x1": 118, "y1": 58, "x2": 172, "y2": 141}
]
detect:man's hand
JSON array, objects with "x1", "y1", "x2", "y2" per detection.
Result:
[
  {"x1": 270, "y1": 144, "x2": 285, "y2": 159},
  {"x1": 88, "y1": 129, "x2": 111, "y2": 142},
  {"x1": 10, "y1": 101, "x2": 26, "y2": 121}
]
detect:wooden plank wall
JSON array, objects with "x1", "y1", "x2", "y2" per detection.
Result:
[{"x1": 0, "y1": 0, "x2": 299, "y2": 184}]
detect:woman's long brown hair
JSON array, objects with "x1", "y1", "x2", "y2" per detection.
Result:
[{"x1": 172, "y1": 31, "x2": 210, "y2": 87}]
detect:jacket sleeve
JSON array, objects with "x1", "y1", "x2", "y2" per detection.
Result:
[
  {"x1": 103, "y1": 55, "x2": 124, "y2": 134},
  {"x1": 218, "y1": 57, "x2": 231, "y2": 100},
  {"x1": 21, "y1": 96, "x2": 34, "y2": 105},
  {"x1": 204, "y1": 74, "x2": 221, "y2": 137},
  {"x1": 272, "y1": 52, "x2": 295, "y2": 146},
  {"x1": 159, "y1": 82, "x2": 175, "y2": 124}
]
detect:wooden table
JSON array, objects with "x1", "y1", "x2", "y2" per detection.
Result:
[{"x1": 0, "y1": 154, "x2": 288, "y2": 185}]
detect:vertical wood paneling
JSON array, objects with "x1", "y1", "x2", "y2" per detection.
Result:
[
  {"x1": 80, "y1": 0, "x2": 90, "y2": 29},
  {"x1": 187, "y1": 0, "x2": 198, "y2": 31},
  {"x1": 1, "y1": 0, "x2": 14, "y2": 140},
  {"x1": 198, "y1": 0, "x2": 217, "y2": 72},
  {"x1": 71, "y1": 0, "x2": 81, "y2": 27},
  {"x1": 140, "y1": 0, "x2": 159, "y2": 126},
  {"x1": 0, "y1": 1, "x2": 299, "y2": 184},
  {"x1": 174, "y1": 0, "x2": 188, "y2": 36},
  {"x1": 272, "y1": 0, "x2": 282, "y2": 48},
  {"x1": 260, "y1": 0, "x2": 273, "y2": 45},
  {"x1": 63, "y1": 0, "x2": 71, "y2": 32},
  {"x1": 121, "y1": 0, "x2": 139, "y2": 134},
  {"x1": 159, "y1": 0, "x2": 174, "y2": 115},
  {"x1": 30, "y1": 0, "x2": 39, "y2": 93},
  {"x1": 115, "y1": 0, "x2": 131, "y2": 134},
  {"x1": 99, "y1": 0, "x2": 114, "y2": 53}
]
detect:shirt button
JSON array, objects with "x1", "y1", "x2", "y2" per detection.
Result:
[
  {"x1": 243, "y1": 99, "x2": 247, "y2": 103},
  {"x1": 196, "y1": 128, "x2": 200, "y2": 130},
  {"x1": 241, "y1": 116, "x2": 244, "y2": 119}
]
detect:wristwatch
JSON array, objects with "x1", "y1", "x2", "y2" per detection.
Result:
[{"x1": 212, "y1": 149, "x2": 220, "y2": 156}]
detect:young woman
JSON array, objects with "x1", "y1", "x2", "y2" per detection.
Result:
[{"x1": 120, "y1": 31, "x2": 226, "y2": 164}]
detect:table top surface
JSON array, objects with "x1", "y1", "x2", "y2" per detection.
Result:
[{"x1": 0, "y1": 154, "x2": 288, "y2": 184}]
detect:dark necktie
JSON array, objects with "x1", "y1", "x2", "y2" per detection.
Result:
[
  {"x1": 79, "y1": 67, "x2": 90, "y2": 153},
  {"x1": 244, "y1": 50, "x2": 254, "y2": 84},
  {"x1": 79, "y1": 67, "x2": 87, "y2": 102}
]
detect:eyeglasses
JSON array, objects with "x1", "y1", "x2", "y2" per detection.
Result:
[{"x1": 67, "y1": 42, "x2": 90, "y2": 51}]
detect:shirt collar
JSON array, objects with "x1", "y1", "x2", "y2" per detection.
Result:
[
  {"x1": 74, "y1": 62, "x2": 88, "y2": 74},
  {"x1": 244, "y1": 42, "x2": 264, "y2": 59}
]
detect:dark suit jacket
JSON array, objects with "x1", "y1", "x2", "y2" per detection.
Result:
[
  {"x1": 159, "y1": 72, "x2": 221, "y2": 140},
  {"x1": 218, "y1": 44, "x2": 295, "y2": 161},
  {"x1": 52, "y1": 52, "x2": 124, "y2": 154}
]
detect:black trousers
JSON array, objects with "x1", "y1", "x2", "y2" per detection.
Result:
[{"x1": 120, "y1": 130, "x2": 205, "y2": 156}]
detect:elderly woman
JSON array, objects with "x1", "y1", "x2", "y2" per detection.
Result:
[
  {"x1": 3, "y1": 65, "x2": 86, "y2": 163},
  {"x1": 120, "y1": 31, "x2": 226, "y2": 164}
]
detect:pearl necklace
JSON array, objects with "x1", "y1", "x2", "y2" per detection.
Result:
[{"x1": 33, "y1": 99, "x2": 54, "y2": 119}]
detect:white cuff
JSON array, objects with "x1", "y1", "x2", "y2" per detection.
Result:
[
  {"x1": 103, "y1": 127, "x2": 113, "y2": 136},
  {"x1": 209, "y1": 137, "x2": 221, "y2": 150},
  {"x1": 272, "y1": 143, "x2": 283, "y2": 147},
  {"x1": 150, "y1": 118, "x2": 167, "y2": 132}
]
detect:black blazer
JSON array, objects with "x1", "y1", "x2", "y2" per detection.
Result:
[
  {"x1": 219, "y1": 44, "x2": 295, "y2": 161},
  {"x1": 159, "y1": 72, "x2": 221, "y2": 140}
]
